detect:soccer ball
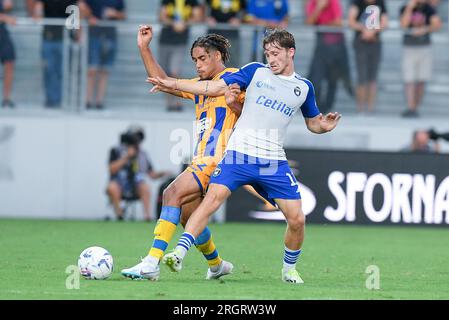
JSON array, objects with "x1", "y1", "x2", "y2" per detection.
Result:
[{"x1": 78, "y1": 246, "x2": 114, "y2": 280}]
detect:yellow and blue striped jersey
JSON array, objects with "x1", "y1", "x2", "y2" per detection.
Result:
[{"x1": 180, "y1": 68, "x2": 241, "y2": 164}]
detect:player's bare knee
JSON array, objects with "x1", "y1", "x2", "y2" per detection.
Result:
[
  {"x1": 204, "y1": 192, "x2": 222, "y2": 208},
  {"x1": 162, "y1": 183, "x2": 182, "y2": 205},
  {"x1": 288, "y1": 214, "x2": 305, "y2": 231},
  {"x1": 162, "y1": 186, "x2": 172, "y2": 202}
]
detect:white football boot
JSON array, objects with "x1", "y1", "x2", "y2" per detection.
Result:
[
  {"x1": 281, "y1": 268, "x2": 304, "y2": 284},
  {"x1": 121, "y1": 257, "x2": 160, "y2": 281},
  {"x1": 206, "y1": 260, "x2": 234, "y2": 280},
  {"x1": 162, "y1": 249, "x2": 184, "y2": 272}
]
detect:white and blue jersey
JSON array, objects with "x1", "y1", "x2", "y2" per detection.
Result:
[
  {"x1": 209, "y1": 62, "x2": 320, "y2": 203},
  {"x1": 221, "y1": 62, "x2": 320, "y2": 160}
]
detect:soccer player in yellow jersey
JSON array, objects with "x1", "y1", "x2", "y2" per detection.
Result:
[{"x1": 121, "y1": 25, "x2": 242, "y2": 281}]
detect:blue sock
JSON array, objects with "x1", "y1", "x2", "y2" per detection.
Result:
[
  {"x1": 283, "y1": 246, "x2": 301, "y2": 270},
  {"x1": 176, "y1": 232, "x2": 196, "y2": 258}
]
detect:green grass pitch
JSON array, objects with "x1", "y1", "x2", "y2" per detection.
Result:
[{"x1": 1, "y1": 218, "x2": 448, "y2": 300}]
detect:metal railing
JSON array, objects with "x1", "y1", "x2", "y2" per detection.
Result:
[{"x1": 3, "y1": 18, "x2": 449, "y2": 114}]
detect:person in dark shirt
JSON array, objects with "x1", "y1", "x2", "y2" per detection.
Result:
[
  {"x1": 204, "y1": 0, "x2": 246, "y2": 68},
  {"x1": 79, "y1": 0, "x2": 126, "y2": 110},
  {"x1": 34, "y1": 0, "x2": 77, "y2": 108},
  {"x1": 399, "y1": 0, "x2": 441, "y2": 118},
  {"x1": 0, "y1": 0, "x2": 15, "y2": 108},
  {"x1": 158, "y1": 0, "x2": 202, "y2": 112},
  {"x1": 348, "y1": 0, "x2": 388, "y2": 114},
  {"x1": 106, "y1": 126, "x2": 171, "y2": 221}
]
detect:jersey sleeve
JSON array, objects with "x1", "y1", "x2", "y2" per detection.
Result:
[
  {"x1": 222, "y1": 62, "x2": 265, "y2": 90},
  {"x1": 300, "y1": 79, "x2": 321, "y2": 118},
  {"x1": 180, "y1": 91, "x2": 195, "y2": 101}
]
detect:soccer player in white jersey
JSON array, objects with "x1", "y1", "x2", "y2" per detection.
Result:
[{"x1": 149, "y1": 29, "x2": 341, "y2": 284}]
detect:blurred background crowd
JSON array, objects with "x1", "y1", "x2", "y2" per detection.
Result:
[{"x1": 0, "y1": 0, "x2": 447, "y2": 117}]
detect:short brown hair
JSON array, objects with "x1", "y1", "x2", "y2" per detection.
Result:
[{"x1": 263, "y1": 29, "x2": 296, "y2": 51}]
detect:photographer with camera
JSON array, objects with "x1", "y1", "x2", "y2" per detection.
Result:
[
  {"x1": 106, "y1": 125, "x2": 171, "y2": 221},
  {"x1": 402, "y1": 128, "x2": 449, "y2": 153}
]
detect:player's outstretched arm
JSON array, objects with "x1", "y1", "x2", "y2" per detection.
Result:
[
  {"x1": 137, "y1": 25, "x2": 168, "y2": 79},
  {"x1": 137, "y1": 25, "x2": 183, "y2": 98},
  {"x1": 305, "y1": 112, "x2": 342, "y2": 134},
  {"x1": 148, "y1": 77, "x2": 229, "y2": 97}
]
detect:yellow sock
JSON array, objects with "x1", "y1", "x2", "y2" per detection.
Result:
[
  {"x1": 148, "y1": 206, "x2": 180, "y2": 259},
  {"x1": 196, "y1": 230, "x2": 222, "y2": 267}
]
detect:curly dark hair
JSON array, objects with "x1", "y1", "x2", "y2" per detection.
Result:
[{"x1": 190, "y1": 34, "x2": 231, "y2": 64}]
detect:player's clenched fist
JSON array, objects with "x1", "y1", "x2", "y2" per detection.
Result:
[{"x1": 137, "y1": 24, "x2": 153, "y2": 49}]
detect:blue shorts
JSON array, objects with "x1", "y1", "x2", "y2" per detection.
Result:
[
  {"x1": 210, "y1": 151, "x2": 301, "y2": 206},
  {"x1": 88, "y1": 35, "x2": 117, "y2": 69}
]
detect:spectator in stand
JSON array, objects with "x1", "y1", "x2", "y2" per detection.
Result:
[
  {"x1": 26, "y1": 0, "x2": 36, "y2": 16},
  {"x1": 158, "y1": 0, "x2": 202, "y2": 112},
  {"x1": 348, "y1": 0, "x2": 388, "y2": 114},
  {"x1": 0, "y1": 0, "x2": 15, "y2": 108},
  {"x1": 34, "y1": 0, "x2": 77, "y2": 109},
  {"x1": 79, "y1": 0, "x2": 126, "y2": 110},
  {"x1": 204, "y1": 0, "x2": 246, "y2": 67},
  {"x1": 305, "y1": 0, "x2": 353, "y2": 114},
  {"x1": 107, "y1": 126, "x2": 171, "y2": 221},
  {"x1": 245, "y1": 0, "x2": 289, "y2": 62},
  {"x1": 399, "y1": 0, "x2": 441, "y2": 118},
  {"x1": 402, "y1": 129, "x2": 440, "y2": 153}
]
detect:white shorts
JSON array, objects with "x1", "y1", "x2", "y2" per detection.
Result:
[{"x1": 402, "y1": 46, "x2": 433, "y2": 83}]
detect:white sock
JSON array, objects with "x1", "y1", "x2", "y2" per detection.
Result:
[
  {"x1": 175, "y1": 245, "x2": 188, "y2": 259},
  {"x1": 283, "y1": 246, "x2": 301, "y2": 272},
  {"x1": 283, "y1": 262, "x2": 296, "y2": 272},
  {"x1": 175, "y1": 232, "x2": 195, "y2": 259}
]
